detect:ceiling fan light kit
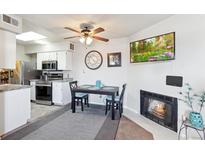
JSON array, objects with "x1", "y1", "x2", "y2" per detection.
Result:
[
  {"x1": 64, "y1": 23, "x2": 109, "y2": 46},
  {"x1": 79, "y1": 36, "x2": 93, "y2": 45}
]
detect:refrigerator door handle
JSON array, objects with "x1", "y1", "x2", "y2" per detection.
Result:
[{"x1": 22, "y1": 62, "x2": 24, "y2": 85}]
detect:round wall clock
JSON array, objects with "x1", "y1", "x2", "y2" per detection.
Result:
[{"x1": 85, "y1": 50, "x2": 103, "y2": 70}]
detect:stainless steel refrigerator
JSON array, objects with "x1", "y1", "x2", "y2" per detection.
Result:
[{"x1": 10, "y1": 60, "x2": 42, "y2": 85}]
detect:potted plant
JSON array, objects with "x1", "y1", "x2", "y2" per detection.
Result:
[{"x1": 179, "y1": 83, "x2": 204, "y2": 128}]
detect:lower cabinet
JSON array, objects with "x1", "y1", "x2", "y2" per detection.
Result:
[
  {"x1": 30, "y1": 81, "x2": 36, "y2": 101},
  {"x1": 52, "y1": 81, "x2": 71, "y2": 105},
  {"x1": 0, "y1": 88, "x2": 31, "y2": 136}
]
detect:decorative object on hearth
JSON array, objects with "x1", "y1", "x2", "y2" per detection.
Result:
[
  {"x1": 179, "y1": 83, "x2": 205, "y2": 129},
  {"x1": 130, "y1": 32, "x2": 175, "y2": 63},
  {"x1": 64, "y1": 23, "x2": 109, "y2": 46},
  {"x1": 85, "y1": 50, "x2": 103, "y2": 70},
  {"x1": 189, "y1": 112, "x2": 203, "y2": 128},
  {"x1": 107, "y1": 52, "x2": 121, "y2": 67}
]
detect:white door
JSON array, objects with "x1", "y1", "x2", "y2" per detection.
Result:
[
  {"x1": 37, "y1": 53, "x2": 43, "y2": 70},
  {"x1": 57, "y1": 52, "x2": 66, "y2": 70},
  {"x1": 37, "y1": 52, "x2": 49, "y2": 70},
  {"x1": 30, "y1": 81, "x2": 36, "y2": 101},
  {"x1": 49, "y1": 52, "x2": 57, "y2": 61},
  {"x1": 0, "y1": 30, "x2": 16, "y2": 69},
  {"x1": 52, "y1": 81, "x2": 71, "y2": 105},
  {"x1": 52, "y1": 82, "x2": 63, "y2": 104},
  {"x1": 57, "y1": 51, "x2": 72, "y2": 70}
]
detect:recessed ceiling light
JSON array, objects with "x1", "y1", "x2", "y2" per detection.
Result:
[{"x1": 16, "y1": 31, "x2": 47, "y2": 41}]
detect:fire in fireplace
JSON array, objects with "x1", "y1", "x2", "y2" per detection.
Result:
[
  {"x1": 140, "y1": 90, "x2": 178, "y2": 132},
  {"x1": 148, "y1": 99, "x2": 167, "y2": 119}
]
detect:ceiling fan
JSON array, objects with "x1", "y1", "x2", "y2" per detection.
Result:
[{"x1": 64, "y1": 23, "x2": 109, "y2": 45}]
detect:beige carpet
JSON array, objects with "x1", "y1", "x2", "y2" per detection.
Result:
[{"x1": 116, "y1": 116, "x2": 154, "y2": 140}]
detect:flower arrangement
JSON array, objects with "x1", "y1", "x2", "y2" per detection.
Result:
[
  {"x1": 179, "y1": 83, "x2": 205, "y2": 113},
  {"x1": 179, "y1": 83, "x2": 204, "y2": 128}
]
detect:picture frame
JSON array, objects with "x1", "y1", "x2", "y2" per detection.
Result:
[
  {"x1": 130, "y1": 32, "x2": 175, "y2": 63},
  {"x1": 107, "y1": 52, "x2": 121, "y2": 67}
]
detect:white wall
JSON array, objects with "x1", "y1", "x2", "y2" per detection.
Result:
[
  {"x1": 16, "y1": 44, "x2": 32, "y2": 62},
  {"x1": 127, "y1": 15, "x2": 205, "y2": 130},
  {"x1": 72, "y1": 38, "x2": 128, "y2": 105},
  {"x1": 72, "y1": 15, "x2": 205, "y2": 137}
]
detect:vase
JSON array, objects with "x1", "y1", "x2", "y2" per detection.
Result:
[
  {"x1": 96, "y1": 80, "x2": 101, "y2": 88},
  {"x1": 189, "y1": 112, "x2": 204, "y2": 128}
]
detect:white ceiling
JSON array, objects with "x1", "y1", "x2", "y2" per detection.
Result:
[{"x1": 18, "y1": 14, "x2": 173, "y2": 44}]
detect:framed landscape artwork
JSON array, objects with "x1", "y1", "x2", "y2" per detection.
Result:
[
  {"x1": 130, "y1": 32, "x2": 175, "y2": 63},
  {"x1": 107, "y1": 52, "x2": 121, "y2": 67}
]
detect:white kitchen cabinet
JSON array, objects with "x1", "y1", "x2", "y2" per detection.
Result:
[
  {"x1": 30, "y1": 81, "x2": 36, "y2": 101},
  {"x1": 37, "y1": 51, "x2": 72, "y2": 70},
  {"x1": 37, "y1": 52, "x2": 57, "y2": 70},
  {"x1": 0, "y1": 86, "x2": 31, "y2": 136},
  {"x1": 0, "y1": 29, "x2": 16, "y2": 69},
  {"x1": 57, "y1": 51, "x2": 72, "y2": 70},
  {"x1": 48, "y1": 52, "x2": 57, "y2": 61},
  {"x1": 52, "y1": 81, "x2": 71, "y2": 105},
  {"x1": 37, "y1": 53, "x2": 43, "y2": 70}
]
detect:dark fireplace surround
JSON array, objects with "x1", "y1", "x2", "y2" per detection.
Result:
[{"x1": 140, "y1": 90, "x2": 178, "y2": 132}]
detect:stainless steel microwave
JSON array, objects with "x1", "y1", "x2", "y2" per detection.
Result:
[{"x1": 42, "y1": 61, "x2": 57, "y2": 71}]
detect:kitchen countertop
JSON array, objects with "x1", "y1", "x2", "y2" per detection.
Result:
[
  {"x1": 0, "y1": 84, "x2": 31, "y2": 92},
  {"x1": 30, "y1": 78, "x2": 73, "y2": 83},
  {"x1": 52, "y1": 78, "x2": 73, "y2": 83},
  {"x1": 30, "y1": 79, "x2": 40, "y2": 82}
]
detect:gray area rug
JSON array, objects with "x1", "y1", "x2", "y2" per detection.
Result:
[
  {"x1": 22, "y1": 107, "x2": 107, "y2": 140},
  {"x1": 29, "y1": 103, "x2": 62, "y2": 122}
]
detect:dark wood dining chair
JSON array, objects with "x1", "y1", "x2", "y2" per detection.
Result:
[
  {"x1": 105, "y1": 84, "x2": 126, "y2": 117},
  {"x1": 69, "y1": 81, "x2": 89, "y2": 111}
]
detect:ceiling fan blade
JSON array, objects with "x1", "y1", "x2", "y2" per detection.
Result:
[
  {"x1": 92, "y1": 27, "x2": 104, "y2": 35},
  {"x1": 64, "y1": 27, "x2": 81, "y2": 34},
  {"x1": 64, "y1": 36, "x2": 80, "y2": 39},
  {"x1": 93, "y1": 36, "x2": 109, "y2": 42}
]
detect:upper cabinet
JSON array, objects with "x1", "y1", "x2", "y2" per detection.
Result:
[
  {"x1": 27, "y1": 41, "x2": 74, "y2": 70},
  {"x1": 37, "y1": 51, "x2": 72, "y2": 70},
  {"x1": 48, "y1": 52, "x2": 57, "y2": 61},
  {"x1": 57, "y1": 51, "x2": 72, "y2": 71},
  {"x1": 0, "y1": 14, "x2": 21, "y2": 69},
  {"x1": 37, "y1": 52, "x2": 47, "y2": 70},
  {"x1": 37, "y1": 52, "x2": 57, "y2": 70},
  {"x1": 0, "y1": 29, "x2": 16, "y2": 69}
]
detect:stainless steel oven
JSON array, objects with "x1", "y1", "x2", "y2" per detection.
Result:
[
  {"x1": 36, "y1": 81, "x2": 52, "y2": 105},
  {"x1": 42, "y1": 61, "x2": 57, "y2": 71}
]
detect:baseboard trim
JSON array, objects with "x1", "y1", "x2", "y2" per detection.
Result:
[{"x1": 123, "y1": 106, "x2": 139, "y2": 115}]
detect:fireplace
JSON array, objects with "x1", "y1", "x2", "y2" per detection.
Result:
[{"x1": 140, "y1": 90, "x2": 178, "y2": 132}]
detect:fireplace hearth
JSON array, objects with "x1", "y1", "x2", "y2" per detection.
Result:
[{"x1": 140, "y1": 90, "x2": 178, "y2": 132}]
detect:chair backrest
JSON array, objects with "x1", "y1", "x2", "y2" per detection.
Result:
[
  {"x1": 69, "y1": 81, "x2": 78, "y2": 92},
  {"x1": 119, "y1": 84, "x2": 126, "y2": 104}
]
